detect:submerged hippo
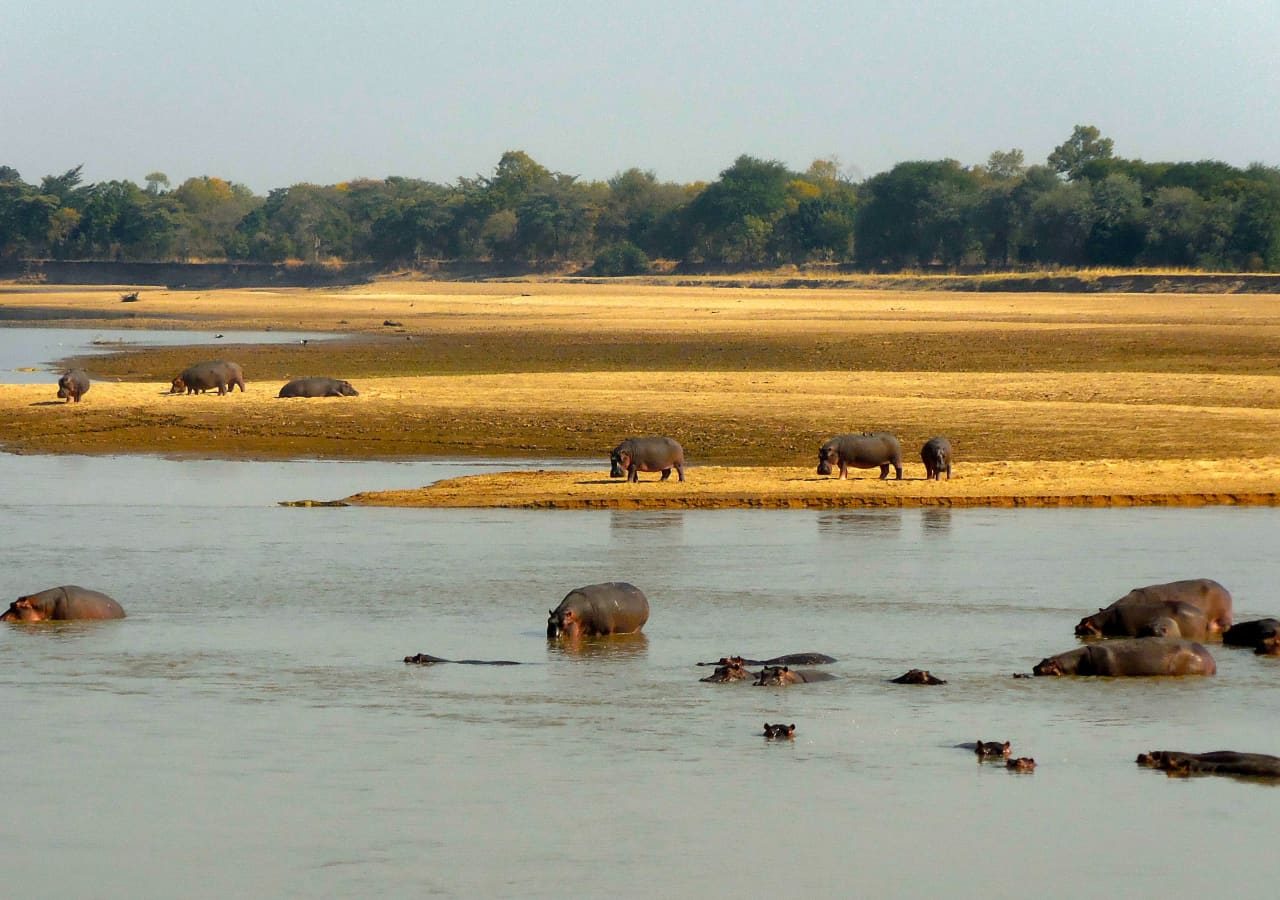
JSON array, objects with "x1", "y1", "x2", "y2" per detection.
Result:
[
  {"x1": 817, "y1": 433, "x2": 903, "y2": 480},
  {"x1": 56, "y1": 369, "x2": 91, "y2": 403},
  {"x1": 1007, "y1": 758, "x2": 1036, "y2": 772},
  {"x1": 975, "y1": 740, "x2": 1012, "y2": 760},
  {"x1": 701, "y1": 661, "x2": 757, "y2": 683},
  {"x1": 696, "y1": 653, "x2": 837, "y2": 667},
  {"x1": 1033, "y1": 638, "x2": 1216, "y2": 677},
  {"x1": 609, "y1": 437, "x2": 685, "y2": 483},
  {"x1": 171, "y1": 360, "x2": 245, "y2": 396},
  {"x1": 763, "y1": 723, "x2": 796, "y2": 739},
  {"x1": 1109, "y1": 579, "x2": 1233, "y2": 633},
  {"x1": 920, "y1": 436, "x2": 952, "y2": 481},
  {"x1": 1075, "y1": 599, "x2": 1210, "y2": 641},
  {"x1": 753, "y1": 665, "x2": 837, "y2": 685},
  {"x1": 278, "y1": 377, "x2": 359, "y2": 398},
  {"x1": 1223, "y1": 618, "x2": 1280, "y2": 647},
  {"x1": 890, "y1": 668, "x2": 947, "y2": 685},
  {"x1": 546, "y1": 582, "x2": 649, "y2": 639},
  {"x1": 1, "y1": 585, "x2": 125, "y2": 622},
  {"x1": 403, "y1": 653, "x2": 520, "y2": 665},
  {"x1": 1137, "y1": 750, "x2": 1280, "y2": 779}
]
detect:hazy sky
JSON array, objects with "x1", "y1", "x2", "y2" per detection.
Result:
[{"x1": 4, "y1": 1, "x2": 1278, "y2": 192}]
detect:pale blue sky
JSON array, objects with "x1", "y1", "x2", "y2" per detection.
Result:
[{"x1": 3, "y1": 1, "x2": 1278, "y2": 191}]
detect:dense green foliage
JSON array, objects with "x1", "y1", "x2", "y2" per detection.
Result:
[{"x1": 4, "y1": 127, "x2": 1280, "y2": 271}]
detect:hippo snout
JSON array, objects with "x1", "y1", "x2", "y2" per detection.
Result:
[
  {"x1": 817, "y1": 459, "x2": 832, "y2": 476},
  {"x1": 609, "y1": 454, "x2": 626, "y2": 478}
]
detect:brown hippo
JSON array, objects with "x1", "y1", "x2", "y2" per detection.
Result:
[
  {"x1": 696, "y1": 653, "x2": 837, "y2": 667},
  {"x1": 278, "y1": 377, "x2": 359, "y2": 398},
  {"x1": 1223, "y1": 618, "x2": 1280, "y2": 647},
  {"x1": 546, "y1": 582, "x2": 649, "y2": 639},
  {"x1": 1137, "y1": 750, "x2": 1280, "y2": 779},
  {"x1": 403, "y1": 653, "x2": 520, "y2": 665},
  {"x1": 609, "y1": 437, "x2": 685, "y2": 482},
  {"x1": 763, "y1": 723, "x2": 796, "y2": 739},
  {"x1": 975, "y1": 740, "x2": 1012, "y2": 760},
  {"x1": 920, "y1": 436, "x2": 952, "y2": 480},
  {"x1": 56, "y1": 369, "x2": 91, "y2": 403},
  {"x1": 1075, "y1": 599, "x2": 1210, "y2": 641},
  {"x1": 171, "y1": 360, "x2": 245, "y2": 395},
  {"x1": 890, "y1": 668, "x2": 947, "y2": 685},
  {"x1": 753, "y1": 665, "x2": 837, "y2": 685},
  {"x1": 1110, "y1": 579, "x2": 1233, "y2": 633},
  {"x1": 2, "y1": 585, "x2": 125, "y2": 622},
  {"x1": 1255, "y1": 634, "x2": 1280, "y2": 656},
  {"x1": 817, "y1": 432, "x2": 903, "y2": 480},
  {"x1": 1033, "y1": 638, "x2": 1216, "y2": 677},
  {"x1": 701, "y1": 661, "x2": 757, "y2": 683},
  {"x1": 1007, "y1": 758, "x2": 1036, "y2": 772}
]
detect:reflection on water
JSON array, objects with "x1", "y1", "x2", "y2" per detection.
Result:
[{"x1": 2, "y1": 452, "x2": 1280, "y2": 897}]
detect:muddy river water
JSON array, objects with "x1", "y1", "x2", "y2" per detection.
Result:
[{"x1": 2, "y1": 452, "x2": 1278, "y2": 897}]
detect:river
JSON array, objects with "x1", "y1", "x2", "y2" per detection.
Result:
[{"x1": 1, "y1": 452, "x2": 1278, "y2": 898}]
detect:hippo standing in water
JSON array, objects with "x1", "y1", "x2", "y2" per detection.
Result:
[
  {"x1": 1106, "y1": 579, "x2": 1233, "y2": 633},
  {"x1": 1075, "y1": 599, "x2": 1210, "y2": 641},
  {"x1": 609, "y1": 437, "x2": 685, "y2": 483},
  {"x1": 1033, "y1": 638, "x2": 1216, "y2": 677},
  {"x1": 817, "y1": 433, "x2": 903, "y2": 480},
  {"x1": 56, "y1": 369, "x2": 91, "y2": 403},
  {"x1": 547, "y1": 582, "x2": 650, "y2": 639},
  {"x1": 171, "y1": 360, "x2": 245, "y2": 395},
  {"x1": 278, "y1": 377, "x2": 359, "y2": 398},
  {"x1": 1, "y1": 585, "x2": 125, "y2": 622},
  {"x1": 920, "y1": 436, "x2": 952, "y2": 480}
]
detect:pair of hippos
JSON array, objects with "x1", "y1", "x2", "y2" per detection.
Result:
[{"x1": 168, "y1": 360, "x2": 358, "y2": 398}]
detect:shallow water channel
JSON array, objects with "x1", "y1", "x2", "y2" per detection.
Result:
[{"x1": 2, "y1": 453, "x2": 1279, "y2": 898}]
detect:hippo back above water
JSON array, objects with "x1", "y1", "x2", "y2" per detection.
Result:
[
  {"x1": 171, "y1": 360, "x2": 245, "y2": 396},
  {"x1": 56, "y1": 369, "x2": 91, "y2": 403},
  {"x1": 1, "y1": 585, "x2": 125, "y2": 622},
  {"x1": 547, "y1": 582, "x2": 650, "y2": 639},
  {"x1": 1111, "y1": 579, "x2": 1232, "y2": 633},
  {"x1": 278, "y1": 377, "x2": 359, "y2": 398},
  {"x1": 1075, "y1": 599, "x2": 1210, "y2": 641},
  {"x1": 817, "y1": 432, "x2": 903, "y2": 480},
  {"x1": 1033, "y1": 638, "x2": 1216, "y2": 677},
  {"x1": 920, "y1": 436, "x2": 952, "y2": 481},
  {"x1": 609, "y1": 437, "x2": 685, "y2": 483}
]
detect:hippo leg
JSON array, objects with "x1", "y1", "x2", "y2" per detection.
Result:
[
  {"x1": 660, "y1": 468, "x2": 672, "y2": 481},
  {"x1": 675, "y1": 462, "x2": 684, "y2": 482},
  {"x1": 879, "y1": 463, "x2": 890, "y2": 480}
]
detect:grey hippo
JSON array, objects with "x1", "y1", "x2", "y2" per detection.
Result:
[
  {"x1": 56, "y1": 369, "x2": 91, "y2": 403},
  {"x1": 1075, "y1": 599, "x2": 1210, "y2": 641},
  {"x1": 1137, "y1": 750, "x2": 1280, "y2": 779},
  {"x1": 171, "y1": 360, "x2": 246, "y2": 396},
  {"x1": 920, "y1": 436, "x2": 952, "y2": 480},
  {"x1": 696, "y1": 653, "x2": 837, "y2": 667},
  {"x1": 609, "y1": 437, "x2": 685, "y2": 483},
  {"x1": 1105, "y1": 579, "x2": 1233, "y2": 633},
  {"x1": 753, "y1": 665, "x2": 838, "y2": 685},
  {"x1": 2, "y1": 585, "x2": 125, "y2": 622},
  {"x1": 278, "y1": 377, "x2": 359, "y2": 398},
  {"x1": 546, "y1": 582, "x2": 650, "y2": 639},
  {"x1": 1033, "y1": 637, "x2": 1216, "y2": 677},
  {"x1": 817, "y1": 433, "x2": 903, "y2": 480}
]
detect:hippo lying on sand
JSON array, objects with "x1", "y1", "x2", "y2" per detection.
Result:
[
  {"x1": 56, "y1": 369, "x2": 90, "y2": 403},
  {"x1": 278, "y1": 377, "x2": 359, "y2": 398},
  {"x1": 609, "y1": 437, "x2": 685, "y2": 482},
  {"x1": 171, "y1": 360, "x2": 245, "y2": 395},
  {"x1": 2, "y1": 585, "x2": 125, "y2": 622},
  {"x1": 696, "y1": 653, "x2": 837, "y2": 667},
  {"x1": 753, "y1": 665, "x2": 837, "y2": 685},
  {"x1": 547, "y1": 582, "x2": 649, "y2": 639},
  {"x1": 403, "y1": 653, "x2": 520, "y2": 665},
  {"x1": 1033, "y1": 638, "x2": 1216, "y2": 676},
  {"x1": 1137, "y1": 750, "x2": 1280, "y2": 779},
  {"x1": 817, "y1": 433, "x2": 902, "y2": 480}
]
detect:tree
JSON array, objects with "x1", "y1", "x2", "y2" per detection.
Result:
[
  {"x1": 684, "y1": 155, "x2": 793, "y2": 264},
  {"x1": 854, "y1": 160, "x2": 980, "y2": 268},
  {"x1": 1048, "y1": 125, "x2": 1114, "y2": 180},
  {"x1": 144, "y1": 172, "x2": 170, "y2": 195}
]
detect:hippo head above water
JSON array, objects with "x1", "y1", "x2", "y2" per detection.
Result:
[
  {"x1": 0, "y1": 597, "x2": 42, "y2": 622},
  {"x1": 701, "y1": 661, "x2": 753, "y2": 683}
]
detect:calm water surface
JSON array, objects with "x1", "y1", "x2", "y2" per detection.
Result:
[{"x1": 2, "y1": 454, "x2": 1278, "y2": 898}]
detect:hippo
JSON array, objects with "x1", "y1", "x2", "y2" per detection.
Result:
[
  {"x1": 696, "y1": 653, "x2": 837, "y2": 667},
  {"x1": 975, "y1": 740, "x2": 1011, "y2": 760},
  {"x1": 753, "y1": 665, "x2": 837, "y2": 685},
  {"x1": 1109, "y1": 579, "x2": 1233, "y2": 632},
  {"x1": 56, "y1": 369, "x2": 91, "y2": 403},
  {"x1": 921, "y1": 436, "x2": 952, "y2": 480},
  {"x1": 763, "y1": 723, "x2": 796, "y2": 739},
  {"x1": 1223, "y1": 618, "x2": 1280, "y2": 647},
  {"x1": 1, "y1": 585, "x2": 125, "y2": 622},
  {"x1": 278, "y1": 377, "x2": 359, "y2": 398},
  {"x1": 1033, "y1": 638, "x2": 1216, "y2": 677},
  {"x1": 816, "y1": 432, "x2": 903, "y2": 480},
  {"x1": 1256, "y1": 634, "x2": 1280, "y2": 656},
  {"x1": 1137, "y1": 750, "x2": 1280, "y2": 779},
  {"x1": 1075, "y1": 599, "x2": 1210, "y2": 641},
  {"x1": 890, "y1": 668, "x2": 947, "y2": 685},
  {"x1": 546, "y1": 582, "x2": 649, "y2": 639},
  {"x1": 700, "y1": 661, "x2": 757, "y2": 683},
  {"x1": 1007, "y1": 758, "x2": 1036, "y2": 772},
  {"x1": 171, "y1": 360, "x2": 245, "y2": 395},
  {"x1": 403, "y1": 653, "x2": 520, "y2": 665},
  {"x1": 609, "y1": 437, "x2": 685, "y2": 483}
]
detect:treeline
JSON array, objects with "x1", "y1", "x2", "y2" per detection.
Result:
[{"x1": 3, "y1": 126, "x2": 1279, "y2": 273}]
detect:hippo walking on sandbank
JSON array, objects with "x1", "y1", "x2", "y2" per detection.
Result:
[
  {"x1": 547, "y1": 582, "x2": 650, "y2": 639},
  {"x1": 1033, "y1": 638, "x2": 1216, "y2": 677},
  {"x1": 56, "y1": 369, "x2": 91, "y2": 403},
  {"x1": 171, "y1": 360, "x2": 245, "y2": 395},
  {"x1": 1, "y1": 585, "x2": 125, "y2": 622},
  {"x1": 817, "y1": 433, "x2": 903, "y2": 480},
  {"x1": 278, "y1": 377, "x2": 359, "y2": 398},
  {"x1": 609, "y1": 437, "x2": 685, "y2": 483},
  {"x1": 920, "y1": 436, "x2": 952, "y2": 480}
]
